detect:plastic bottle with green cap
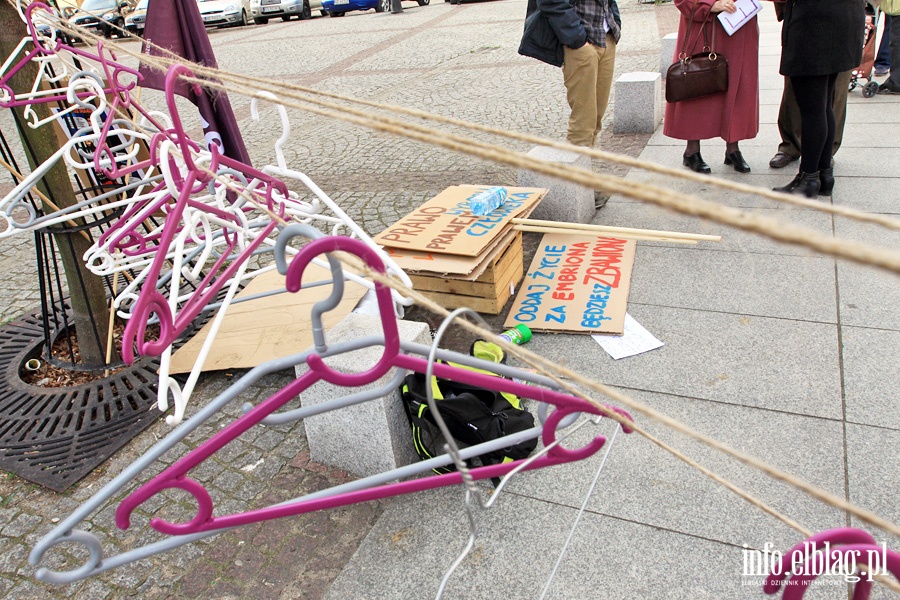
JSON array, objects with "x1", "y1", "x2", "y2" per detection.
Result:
[{"x1": 499, "y1": 324, "x2": 532, "y2": 345}]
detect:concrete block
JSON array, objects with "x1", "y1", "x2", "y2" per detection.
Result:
[
  {"x1": 295, "y1": 312, "x2": 430, "y2": 477},
  {"x1": 517, "y1": 145, "x2": 594, "y2": 224},
  {"x1": 661, "y1": 32, "x2": 678, "y2": 76},
  {"x1": 613, "y1": 72, "x2": 662, "y2": 134}
]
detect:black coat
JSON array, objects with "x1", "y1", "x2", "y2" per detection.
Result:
[
  {"x1": 518, "y1": 0, "x2": 620, "y2": 67},
  {"x1": 779, "y1": 0, "x2": 865, "y2": 77}
]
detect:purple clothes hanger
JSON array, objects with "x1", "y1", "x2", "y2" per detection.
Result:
[
  {"x1": 115, "y1": 227, "x2": 634, "y2": 536},
  {"x1": 764, "y1": 528, "x2": 900, "y2": 600}
]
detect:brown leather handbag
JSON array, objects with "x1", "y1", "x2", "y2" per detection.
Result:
[{"x1": 665, "y1": 0, "x2": 729, "y2": 103}]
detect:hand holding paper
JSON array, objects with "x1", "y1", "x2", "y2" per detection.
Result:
[{"x1": 717, "y1": 0, "x2": 762, "y2": 36}]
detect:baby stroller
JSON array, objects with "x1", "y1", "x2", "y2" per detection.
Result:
[{"x1": 849, "y1": 2, "x2": 882, "y2": 98}]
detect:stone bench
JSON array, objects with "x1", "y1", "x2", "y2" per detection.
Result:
[
  {"x1": 613, "y1": 72, "x2": 662, "y2": 134},
  {"x1": 661, "y1": 32, "x2": 678, "y2": 76},
  {"x1": 517, "y1": 145, "x2": 595, "y2": 224},
  {"x1": 295, "y1": 312, "x2": 430, "y2": 477}
]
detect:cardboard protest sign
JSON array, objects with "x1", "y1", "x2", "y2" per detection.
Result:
[
  {"x1": 168, "y1": 263, "x2": 366, "y2": 373},
  {"x1": 385, "y1": 226, "x2": 517, "y2": 279},
  {"x1": 373, "y1": 186, "x2": 546, "y2": 257},
  {"x1": 503, "y1": 234, "x2": 636, "y2": 335}
]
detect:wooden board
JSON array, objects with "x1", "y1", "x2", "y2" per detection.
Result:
[{"x1": 168, "y1": 263, "x2": 367, "y2": 374}]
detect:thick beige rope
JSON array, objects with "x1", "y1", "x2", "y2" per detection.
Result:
[
  {"x1": 12, "y1": 13, "x2": 900, "y2": 589},
  {"x1": 45, "y1": 28, "x2": 900, "y2": 276}
]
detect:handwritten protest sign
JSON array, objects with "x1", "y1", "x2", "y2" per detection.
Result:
[
  {"x1": 503, "y1": 233, "x2": 636, "y2": 335},
  {"x1": 373, "y1": 186, "x2": 546, "y2": 257}
]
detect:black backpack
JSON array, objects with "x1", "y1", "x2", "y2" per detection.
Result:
[{"x1": 400, "y1": 365, "x2": 538, "y2": 481}]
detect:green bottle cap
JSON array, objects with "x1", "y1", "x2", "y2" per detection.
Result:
[{"x1": 513, "y1": 324, "x2": 532, "y2": 344}]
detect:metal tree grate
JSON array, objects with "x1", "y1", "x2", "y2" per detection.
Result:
[{"x1": 0, "y1": 306, "x2": 163, "y2": 492}]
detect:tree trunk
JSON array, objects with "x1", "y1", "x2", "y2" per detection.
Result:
[{"x1": 0, "y1": 3, "x2": 114, "y2": 367}]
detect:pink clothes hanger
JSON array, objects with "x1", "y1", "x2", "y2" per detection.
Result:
[
  {"x1": 0, "y1": 4, "x2": 171, "y2": 181},
  {"x1": 114, "y1": 225, "x2": 634, "y2": 536}
]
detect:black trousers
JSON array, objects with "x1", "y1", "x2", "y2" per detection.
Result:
[{"x1": 789, "y1": 73, "x2": 839, "y2": 173}]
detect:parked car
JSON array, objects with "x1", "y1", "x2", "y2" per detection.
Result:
[
  {"x1": 32, "y1": 6, "x2": 72, "y2": 44},
  {"x1": 124, "y1": 0, "x2": 148, "y2": 35},
  {"x1": 196, "y1": 0, "x2": 252, "y2": 27},
  {"x1": 69, "y1": 0, "x2": 130, "y2": 39},
  {"x1": 322, "y1": 0, "x2": 427, "y2": 16},
  {"x1": 249, "y1": 0, "x2": 325, "y2": 23}
]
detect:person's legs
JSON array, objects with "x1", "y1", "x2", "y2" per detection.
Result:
[
  {"x1": 875, "y1": 14, "x2": 891, "y2": 74},
  {"x1": 563, "y1": 44, "x2": 599, "y2": 147},
  {"x1": 819, "y1": 73, "x2": 839, "y2": 171},
  {"x1": 590, "y1": 35, "x2": 617, "y2": 146},
  {"x1": 889, "y1": 13, "x2": 900, "y2": 89},
  {"x1": 880, "y1": 13, "x2": 900, "y2": 92},
  {"x1": 831, "y1": 70, "x2": 851, "y2": 156},
  {"x1": 773, "y1": 74, "x2": 829, "y2": 197},
  {"x1": 771, "y1": 77, "x2": 801, "y2": 167},
  {"x1": 790, "y1": 75, "x2": 830, "y2": 174}
]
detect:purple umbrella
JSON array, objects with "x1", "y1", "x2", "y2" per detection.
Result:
[{"x1": 138, "y1": 0, "x2": 251, "y2": 164}]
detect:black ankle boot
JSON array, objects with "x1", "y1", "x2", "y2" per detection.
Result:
[
  {"x1": 773, "y1": 171, "x2": 820, "y2": 199},
  {"x1": 819, "y1": 167, "x2": 834, "y2": 196}
]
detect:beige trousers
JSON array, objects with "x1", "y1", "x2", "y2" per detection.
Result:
[{"x1": 562, "y1": 34, "x2": 617, "y2": 147}]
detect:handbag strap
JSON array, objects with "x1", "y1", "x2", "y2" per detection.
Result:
[{"x1": 679, "y1": 0, "x2": 716, "y2": 59}]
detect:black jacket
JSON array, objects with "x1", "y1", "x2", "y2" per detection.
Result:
[
  {"x1": 518, "y1": 0, "x2": 621, "y2": 67},
  {"x1": 779, "y1": 0, "x2": 865, "y2": 77}
]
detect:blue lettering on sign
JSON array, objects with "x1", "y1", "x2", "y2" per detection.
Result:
[
  {"x1": 581, "y1": 282, "x2": 614, "y2": 328},
  {"x1": 527, "y1": 244, "x2": 565, "y2": 282},
  {"x1": 545, "y1": 305, "x2": 566, "y2": 324}
]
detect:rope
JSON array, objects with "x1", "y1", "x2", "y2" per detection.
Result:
[{"x1": 55, "y1": 30, "x2": 900, "y2": 275}]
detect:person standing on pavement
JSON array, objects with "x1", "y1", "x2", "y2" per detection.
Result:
[
  {"x1": 773, "y1": 0, "x2": 865, "y2": 198},
  {"x1": 664, "y1": 0, "x2": 759, "y2": 175},
  {"x1": 877, "y1": 0, "x2": 900, "y2": 93},
  {"x1": 518, "y1": 0, "x2": 621, "y2": 147},
  {"x1": 767, "y1": 70, "x2": 852, "y2": 170}
]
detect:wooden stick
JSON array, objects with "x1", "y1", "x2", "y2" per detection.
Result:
[
  {"x1": 104, "y1": 273, "x2": 120, "y2": 377},
  {"x1": 513, "y1": 224, "x2": 699, "y2": 245},
  {"x1": 512, "y1": 218, "x2": 721, "y2": 242}
]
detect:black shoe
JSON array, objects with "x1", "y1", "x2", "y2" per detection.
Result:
[
  {"x1": 769, "y1": 152, "x2": 798, "y2": 169},
  {"x1": 818, "y1": 167, "x2": 834, "y2": 196},
  {"x1": 724, "y1": 151, "x2": 751, "y2": 173},
  {"x1": 877, "y1": 82, "x2": 900, "y2": 95},
  {"x1": 683, "y1": 152, "x2": 711, "y2": 174},
  {"x1": 773, "y1": 171, "x2": 820, "y2": 199}
]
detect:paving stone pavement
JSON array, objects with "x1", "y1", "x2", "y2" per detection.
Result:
[{"x1": 2, "y1": 1, "x2": 898, "y2": 599}]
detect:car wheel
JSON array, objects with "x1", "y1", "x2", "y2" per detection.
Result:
[
  {"x1": 320, "y1": 9, "x2": 327, "y2": 15},
  {"x1": 281, "y1": 15, "x2": 291, "y2": 21},
  {"x1": 376, "y1": 0, "x2": 390, "y2": 11},
  {"x1": 417, "y1": 0, "x2": 429, "y2": 5},
  {"x1": 254, "y1": 16, "x2": 268, "y2": 23},
  {"x1": 241, "y1": 9, "x2": 249, "y2": 25},
  {"x1": 300, "y1": 1, "x2": 311, "y2": 19}
]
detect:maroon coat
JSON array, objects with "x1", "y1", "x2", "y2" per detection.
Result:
[{"x1": 663, "y1": 0, "x2": 759, "y2": 143}]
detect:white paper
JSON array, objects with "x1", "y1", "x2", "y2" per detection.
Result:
[
  {"x1": 592, "y1": 313, "x2": 664, "y2": 360},
  {"x1": 717, "y1": 0, "x2": 763, "y2": 36}
]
